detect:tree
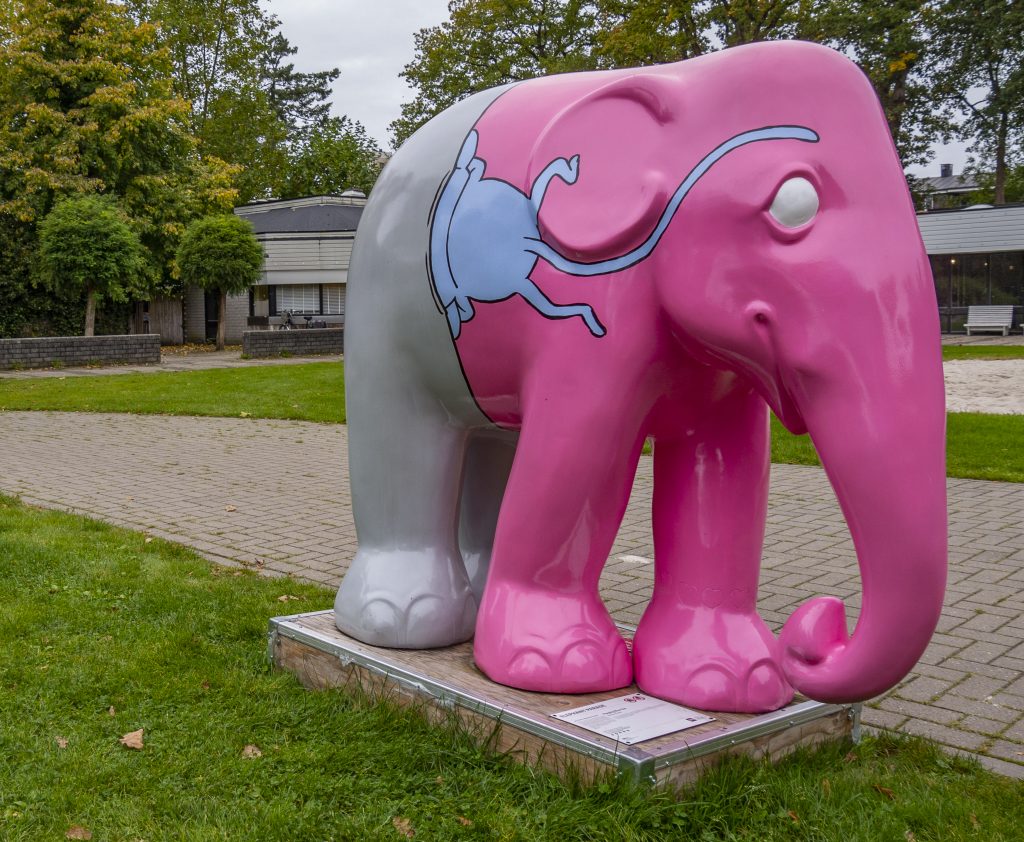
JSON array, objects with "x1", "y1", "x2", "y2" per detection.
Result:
[
  {"x1": 593, "y1": 1, "x2": 708, "y2": 67},
  {"x1": 176, "y1": 215, "x2": 263, "y2": 349},
  {"x1": 262, "y1": 32, "x2": 339, "y2": 144},
  {"x1": 277, "y1": 118, "x2": 383, "y2": 198},
  {"x1": 930, "y1": 0, "x2": 1024, "y2": 204},
  {"x1": 802, "y1": 0, "x2": 949, "y2": 168},
  {"x1": 129, "y1": 0, "x2": 341, "y2": 200},
  {"x1": 37, "y1": 196, "x2": 148, "y2": 337},
  {"x1": 0, "y1": 0, "x2": 237, "y2": 304},
  {"x1": 391, "y1": 0, "x2": 601, "y2": 146}
]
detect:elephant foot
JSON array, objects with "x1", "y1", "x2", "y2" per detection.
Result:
[
  {"x1": 633, "y1": 600, "x2": 793, "y2": 713},
  {"x1": 473, "y1": 581, "x2": 632, "y2": 693},
  {"x1": 334, "y1": 547, "x2": 477, "y2": 649}
]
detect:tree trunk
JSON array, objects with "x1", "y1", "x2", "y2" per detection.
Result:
[
  {"x1": 216, "y1": 289, "x2": 227, "y2": 351},
  {"x1": 84, "y1": 289, "x2": 96, "y2": 337},
  {"x1": 994, "y1": 112, "x2": 1008, "y2": 205}
]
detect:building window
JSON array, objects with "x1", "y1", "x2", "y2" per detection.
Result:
[
  {"x1": 931, "y1": 251, "x2": 1024, "y2": 332},
  {"x1": 276, "y1": 284, "x2": 320, "y2": 314},
  {"x1": 322, "y1": 284, "x2": 345, "y2": 315}
]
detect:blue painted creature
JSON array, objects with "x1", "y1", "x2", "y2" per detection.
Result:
[{"x1": 428, "y1": 126, "x2": 820, "y2": 339}]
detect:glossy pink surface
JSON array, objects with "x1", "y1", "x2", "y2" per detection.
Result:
[{"x1": 449, "y1": 42, "x2": 947, "y2": 711}]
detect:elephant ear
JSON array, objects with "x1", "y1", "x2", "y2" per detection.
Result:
[{"x1": 528, "y1": 72, "x2": 681, "y2": 260}]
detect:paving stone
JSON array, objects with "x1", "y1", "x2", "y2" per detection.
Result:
[
  {"x1": 986, "y1": 740, "x2": 1024, "y2": 766},
  {"x1": 1, "y1": 409, "x2": 1023, "y2": 774},
  {"x1": 898, "y1": 720, "x2": 989, "y2": 752}
]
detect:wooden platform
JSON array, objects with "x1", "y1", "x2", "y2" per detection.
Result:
[{"x1": 269, "y1": 610, "x2": 861, "y2": 789}]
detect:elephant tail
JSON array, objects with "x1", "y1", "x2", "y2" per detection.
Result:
[{"x1": 524, "y1": 125, "x2": 819, "y2": 278}]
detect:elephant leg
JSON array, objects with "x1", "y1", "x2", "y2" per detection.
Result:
[
  {"x1": 334, "y1": 386, "x2": 477, "y2": 648},
  {"x1": 458, "y1": 431, "x2": 517, "y2": 603},
  {"x1": 632, "y1": 386, "x2": 794, "y2": 712},
  {"x1": 473, "y1": 392, "x2": 640, "y2": 693},
  {"x1": 514, "y1": 279, "x2": 606, "y2": 337}
]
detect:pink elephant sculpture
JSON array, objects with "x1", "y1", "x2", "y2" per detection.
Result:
[{"x1": 333, "y1": 40, "x2": 948, "y2": 713}]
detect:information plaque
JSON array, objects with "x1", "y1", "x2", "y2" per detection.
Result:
[{"x1": 551, "y1": 693, "x2": 715, "y2": 745}]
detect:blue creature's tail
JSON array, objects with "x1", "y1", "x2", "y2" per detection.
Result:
[{"x1": 523, "y1": 126, "x2": 819, "y2": 277}]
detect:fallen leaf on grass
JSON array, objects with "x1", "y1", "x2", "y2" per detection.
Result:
[
  {"x1": 457, "y1": 816, "x2": 473, "y2": 827},
  {"x1": 108, "y1": 706, "x2": 116, "y2": 716},
  {"x1": 970, "y1": 814, "x2": 980, "y2": 829},
  {"x1": 65, "y1": 826, "x2": 92, "y2": 839},
  {"x1": 905, "y1": 832, "x2": 916, "y2": 841},
  {"x1": 392, "y1": 816, "x2": 415, "y2": 838},
  {"x1": 873, "y1": 784, "x2": 896, "y2": 801},
  {"x1": 821, "y1": 778, "x2": 831, "y2": 796},
  {"x1": 201, "y1": 680, "x2": 211, "y2": 690},
  {"x1": 144, "y1": 537, "x2": 153, "y2": 544},
  {"x1": 120, "y1": 728, "x2": 144, "y2": 750},
  {"x1": 239, "y1": 411, "x2": 251, "y2": 417},
  {"x1": 843, "y1": 750, "x2": 858, "y2": 763},
  {"x1": 241, "y1": 744, "x2": 262, "y2": 758},
  {"x1": 277, "y1": 594, "x2": 302, "y2": 602},
  {"x1": 56, "y1": 736, "x2": 69, "y2": 749},
  {"x1": 225, "y1": 505, "x2": 237, "y2": 512},
  {"x1": 787, "y1": 810, "x2": 799, "y2": 824}
]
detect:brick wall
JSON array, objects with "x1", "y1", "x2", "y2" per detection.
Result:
[
  {"x1": 0, "y1": 335, "x2": 161, "y2": 370},
  {"x1": 242, "y1": 328, "x2": 343, "y2": 358}
]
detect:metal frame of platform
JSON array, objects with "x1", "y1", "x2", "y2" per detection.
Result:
[{"x1": 269, "y1": 610, "x2": 861, "y2": 788}]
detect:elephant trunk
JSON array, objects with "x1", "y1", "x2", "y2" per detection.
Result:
[{"x1": 777, "y1": 319, "x2": 947, "y2": 703}]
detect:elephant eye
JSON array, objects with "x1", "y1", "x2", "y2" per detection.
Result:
[{"x1": 769, "y1": 177, "x2": 819, "y2": 228}]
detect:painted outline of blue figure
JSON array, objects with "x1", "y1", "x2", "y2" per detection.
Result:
[{"x1": 428, "y1": 126, "x2": 818, "y2": 339}]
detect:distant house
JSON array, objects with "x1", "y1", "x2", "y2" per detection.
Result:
[
  {"x1": 177, "y1": 193, "x2": 366, "y2": 344},
  {"x1": 916, "y1": 164, "x2": 980, "y2": 211},
  {"x1": 918, "y1": 203, "x2": 1024, "y2": 332}
]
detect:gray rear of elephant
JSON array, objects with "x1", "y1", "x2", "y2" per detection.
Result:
[{"x1": 334, "y1": 87, "x2": 516, "y2": 648}]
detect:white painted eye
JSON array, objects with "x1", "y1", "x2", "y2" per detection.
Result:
[{"x1": 769, "y1": 177, "x2": 819, "y2": 228}]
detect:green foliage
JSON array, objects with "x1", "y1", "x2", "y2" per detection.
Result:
[
  {"x1": 278, "y1": 117, "x2": 383, "y2": 198},
  {"x1": 593, "y1": 1, "x2": 708, "y2": 67},
  {"x1": 130, "y1": 0, "x2": 343, "y2": 201},
  {"x1": 0, "y1": 0, "x2": 238, "y2": 337},
  {"x1": 176, "y1": 214, "x2": 263, "y2": 296},
  {"x1": 392, "y1": 0, "x2": 949, "y2": 168},
  {"x1": 0, "y1": 495, "x2": 1022, "y2": 838},
  {"x1": 37, "y1": 196, "x2": 148, "y2": 335},
  {"x1": 929, "y1": 0, "x2": 1024, "y2": 203},
  {"x1": 262, "y1": 31, "x2": 339, "y2": 144},
  {"x1": 391, "y1": 0, "x2": 601, "y2": 146},
  {"x1": 37, "y1": 197, "x2": 147, "y2": 300},
  {"x1": 801, "y1": 0, "x2": 950, "y2": 168}
]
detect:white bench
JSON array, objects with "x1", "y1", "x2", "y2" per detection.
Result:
[{"x1": 965, "y1": 305, "x2": 1014, "y2": 336}]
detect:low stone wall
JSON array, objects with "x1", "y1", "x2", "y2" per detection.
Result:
[
  {"x1": 0, "y1": 334, "x2": 161, "y2": 370},
  {"x1": 242, "y1": 327, "x2": 344, "y2": 358}
]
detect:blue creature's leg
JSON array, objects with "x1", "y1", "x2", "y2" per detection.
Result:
[
  {"x1": 456, "y1": 296, "x2": 475, "y2": 320},
  {"x1": 515, "y1": 280, "x2": 606, "y2": 337},
  {"x1": 455, "y1": 130, "x2": 480, "y2": 170},
  {"x1": 445, "y1": 302, "x2": 463, "y2": 338},
  {"x1": 529, "y1": 154, "x2": 580, "y2": 211}
]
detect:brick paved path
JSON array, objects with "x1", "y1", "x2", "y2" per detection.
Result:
[{"x1": 0, "y1": 410, "x2": 1022, "y2": 777}]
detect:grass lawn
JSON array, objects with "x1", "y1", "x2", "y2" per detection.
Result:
[
  {"x1": 942, "y1": 345, "x2": 1024, "y2": 360},
  {"x1": 1, "y1": 361, "x2": 1023, "y2": 482},
  {"x1": 0, "y1": 362, "x2": 346, "y2": 424},
  {"x1": 770, "y1": 414, "x2": 1024, "y2": 484},
  {"x1": 1, "y1": 495, "x2": 1021, "y2": 841}
]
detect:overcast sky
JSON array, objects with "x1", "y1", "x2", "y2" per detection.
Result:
[
  {"x1": 266, "y1": 1, "x2": 967, "y2": 173},
  {"x1": 264, "y1": 0, "x2": 451, "y2": 150}
]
